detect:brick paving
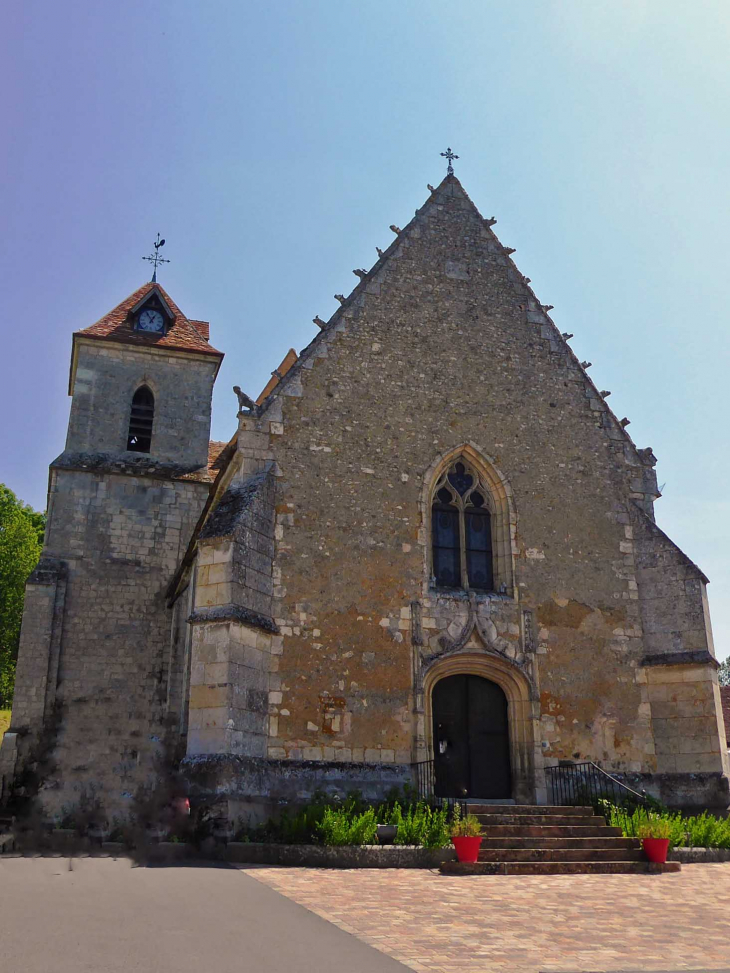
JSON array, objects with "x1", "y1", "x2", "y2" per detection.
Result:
[{"x1": 242, "y1": 864, "x2": 730, "y2": 973}]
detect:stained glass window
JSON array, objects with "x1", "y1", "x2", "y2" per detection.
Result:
[{"x1": 432, "y1": 462, "x2": 494, "y2": 592}]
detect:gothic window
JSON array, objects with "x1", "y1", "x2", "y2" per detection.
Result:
[
  {"x1": 431, "y1": 460, "x2": 494, "y2": 591},
  {"x1": 127, "y1": 386, "x2": 154, "y2": 453}
]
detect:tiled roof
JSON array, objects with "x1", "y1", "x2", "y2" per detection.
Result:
[
  {"x1": 207, "y1": 439, "x2": 232, "y2": 479},
  {"x1": 74, "y1": 281, "x2": 222, "y2": 357},
  {"x1": 179, "y1": 438, "x2": 235, "y2": 484},
  {"x1": 720, "y1": 685, "x2": 730, "y2": 746},
  {"x1": 256, "y1": 348, "x2": 298, "y2": 404},
  {"x1": 189, "y1": 319, "x2": 210, "y2": 341}
]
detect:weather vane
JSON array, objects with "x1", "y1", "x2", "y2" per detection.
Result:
[
  {"x1": 142, "y1": 233, "x2": 170, "y2": 282},
  {"x1": 440, "y1": 147, "x2": 459, "y2": 175}
]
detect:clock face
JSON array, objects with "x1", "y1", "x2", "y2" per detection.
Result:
[{"x1": 138, "y1": 308, "x2": 165, "y2": 332}]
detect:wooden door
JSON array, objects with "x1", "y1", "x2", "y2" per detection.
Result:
[{"x1": 432, "y1": 674, "x2": 511, "y2": 799}]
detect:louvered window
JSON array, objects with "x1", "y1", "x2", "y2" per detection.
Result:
[{"x1": 127, "y1": 386, "x2": 154, "y2": 453}]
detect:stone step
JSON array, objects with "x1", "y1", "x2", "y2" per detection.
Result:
[
  {"x1": 480, "y1": 836, "x2": 640, "y2": 850},
  {"x1": 471, "y1": 814, "x2": 607, "y2": 827},
  {"x1": 473, "y1": 825, "x2": 624, "y2": 838},
  {"x1": 477, "y1": 847, "x2": 644, "y2": 863},
  {"x1": 467, "y1": 804, "x2": 594, "y2": 816},
  {"x1": 441, "y1": 860, "x2": 681, "y2": 876}
]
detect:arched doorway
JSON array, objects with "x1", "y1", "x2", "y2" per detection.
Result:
[{"x1": 432, "y1": 674, "x2": 512, "y2": 799}]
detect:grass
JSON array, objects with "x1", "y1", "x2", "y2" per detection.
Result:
[{"x1": 0, "y1": 709, "x2": 10, "y2": 742}]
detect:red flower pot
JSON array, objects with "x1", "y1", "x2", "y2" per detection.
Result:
[
  {"x1": 642, "y1": 837, "x2": 670, "y2": 864},
  {"x1": 452, "y1": 836, "x2": 482, "y2": 863}
]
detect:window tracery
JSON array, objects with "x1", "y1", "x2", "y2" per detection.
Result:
[{"x1": 431, "y1": 460, "x2": 494, "y2": 591}]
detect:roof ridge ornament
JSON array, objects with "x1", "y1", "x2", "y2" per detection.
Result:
[
  {"x1": 440, "y1": 146, "x2": 459, "y2": 175},
  {"x1": 142, "y1": 233, "x2": 170, "y2": 283}
]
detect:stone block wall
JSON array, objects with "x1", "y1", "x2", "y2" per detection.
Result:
[
  {"x1": 67, "y1": 341, "x2": 218, "y2": 469},
  {"x1": 184, "y1": 175, "x2": 727, "y2": 810},
  {"x1": 186, "y1": 471, "x2": 278, "y2": 759},
  {"x1": 244, "y1": 178, "x2": 658, "y2": 785},
  {"x1": 3, "y1": 467, "x2": 209, "y2": 819},
  {"x1": 641, "y1": 664, "x2": 729, "y2": 777}
]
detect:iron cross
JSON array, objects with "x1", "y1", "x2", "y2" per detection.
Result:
[
  {"x1": 142, "y1": 233, "x2": 170, "y2": 282},
  {"x1": 440, "y1": 147, "x2": 459, "y2": 175}
]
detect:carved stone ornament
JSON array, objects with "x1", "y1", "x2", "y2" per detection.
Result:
[{"x1": 420, "y1": 592, "x2": 527, "y2": 670}]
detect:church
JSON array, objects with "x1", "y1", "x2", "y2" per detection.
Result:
[{"x1": 1, "y1": 171, "x2": 728, "y2": 824}]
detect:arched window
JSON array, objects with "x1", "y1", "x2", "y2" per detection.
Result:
[
  {"x1": 431, "y1": 460, "x2": 494, "y2": 591},
  {"x1": 127, "y1": 386, "x2": 154, "y2": 453}
]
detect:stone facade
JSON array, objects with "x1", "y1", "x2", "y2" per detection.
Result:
[{"x1": 2, "y1": 174, "x2": 728, "y2": 821}]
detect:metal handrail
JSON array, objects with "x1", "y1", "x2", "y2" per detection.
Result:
[
  {"x1": 545, "y1": 760, "x2": 648, "y2": 809},
  {"x1": 413, "y1": 758, "x2": 466, "y2": 813}
]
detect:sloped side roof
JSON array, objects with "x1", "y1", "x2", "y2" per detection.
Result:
[
  {"x1": 75, "y1": 281, "x2": 222, "y2": 357},
  {"x1": 631, "y1": 500, "x2": 710, "y2": 584},
  {"x1": 199, "y1": 471, "x2": 269, "y2": 540},
  {"x1": 256, "y1": 348, "x2": 298, "y2": 404}
]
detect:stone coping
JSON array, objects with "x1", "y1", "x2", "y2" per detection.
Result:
[
  {"x1": 669, "y1": 846, "x2": 730, "y2": 863},
  {"x1": 225, "y1": 843, "x2": 455, "y2": 868}
]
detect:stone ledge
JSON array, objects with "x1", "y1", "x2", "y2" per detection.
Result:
[
  {"x1": 187, "y1": 604, "x2": 279, "y2": 633},
  {"x1": 51, "y1": 450, "x2": 210, "y2": 482},
  {"x1": 640, "y1": 651, "x2": 719, "y2": 669},
  {"x1": 27, "y1": 557, "x2": 67, "y2": 585}
]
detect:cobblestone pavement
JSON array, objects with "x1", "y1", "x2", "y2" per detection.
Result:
[{"x1": 242, "y1": 864, "x2": 730, "y2": 973}]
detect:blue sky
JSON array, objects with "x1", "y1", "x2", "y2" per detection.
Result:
[{"x1": 1, "y1": 1, "x2": 728, "y2": 659}]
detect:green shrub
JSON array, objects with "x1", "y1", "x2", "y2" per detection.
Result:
[
  {"x1": 602, "y1": 802, "x2": 730, "y2": 849},
  {"x1": 684, "y1": 811, "x2": 730, "y2": 849},
  {"x1": 235, "y1": 791, "x2": 455, "y2": 849},
  {"x1": 317, "y1": 806, "x2": 378, "y2": 846},
  {"x1": 394, "y1": 802, "x2": 451, "y2": 848}
]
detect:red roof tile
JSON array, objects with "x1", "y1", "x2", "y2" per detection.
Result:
[
  {"x1": 74, "y1": 282, "x2": 223, "y2": 358},
  {"x1": 178, "y1": 438, "x2": 235, "y2": 484},
  {"x1": 189, "y1": 319, "x2": 210, "y2": 341},
  {"x1": 207, "y1": 439, "x2": 232, "y2": 479}
]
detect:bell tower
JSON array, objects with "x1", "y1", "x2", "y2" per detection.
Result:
[
  {"x1": 1, "y1": 280, "x2": 225, "y2": 818},
  {"x1": 65, "y1": 282, "x2": 222, "y2": 469}
]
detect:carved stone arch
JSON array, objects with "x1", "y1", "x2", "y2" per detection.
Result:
[
  {"x1": 127, "y1": 374, "x2": 160, "y2": 398},
  {"x1": 422, "y1": 652, "x2": 541, "y2": 803},
  {"x1": 420, "y1": 442, "x2": 517, "y2": 597}
]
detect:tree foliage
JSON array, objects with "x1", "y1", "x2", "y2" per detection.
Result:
[
  {"x1": 719, "y1": 657, "x2": 730, "y2": 688},
  {"x1": 0, "y1": 485, "x2": 45, "y2": 706}
]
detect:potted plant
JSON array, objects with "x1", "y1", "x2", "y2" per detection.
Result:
[
  {"x1": 637, "y1": 815, "x2": 672, "y2": 863},
  {"x1": 450, "y1": 805, "x2": 483, "y2": 863},
  {"x1": 376, "y1": 803, "x2": 402, "y2": 845}
]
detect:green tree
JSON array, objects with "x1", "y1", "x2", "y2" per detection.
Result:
[
  {"x1": 0, "y1": 485, "x2": 45, "y2": 706},
  {"x1": 719, "y1": 658, "x2": 730, "y2": 688}
]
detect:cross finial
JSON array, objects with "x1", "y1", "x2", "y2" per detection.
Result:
[
  {"x1": 440, "y1": 146, "x2": 459, "y2": 175},
  {"x1": 142, "y1": 233, "x2": 170, "y2": 283}
]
